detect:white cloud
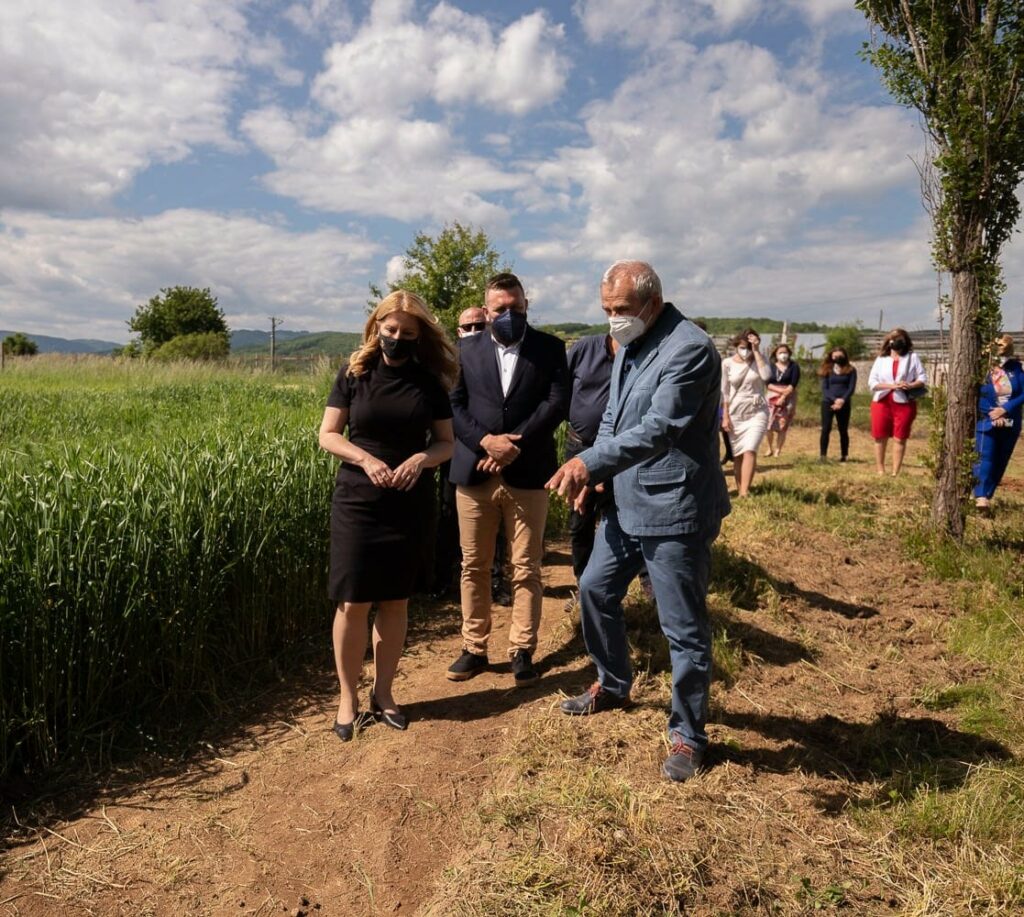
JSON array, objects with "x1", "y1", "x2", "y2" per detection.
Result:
[
  {"x1": 385, "y1": 255, "x2": 407, "y2": 285},
  {"x1": 243, "y1": 1, "x2": 569, "y2": 225},
  {"x1": 681, "y1": 221, "x2": 941, "y2": 326},
  {"x1": 245, "y1": 33, "x2": 306, "y2": 88},
  {"x1": 532, "y1": 41, "x2": 920, "y2": 282},
  {"x1": 574, "y1": 0, "x2": 857, "y2": 45},
  {"x1": 242, "y1": 108, "x2": 525, "y2": 225},
  {"x1": 0, "y1": 210, "x2": 382, "y2": 340},
  {"x1": 311, "y1": 0, "x2": 568, "y2": 116},
  {"x1": 0, "y1": 0, "x2": 255, "y2": 210},
  {"x1": 282, "y1": 0, "x2": 354, "y2": 39}
]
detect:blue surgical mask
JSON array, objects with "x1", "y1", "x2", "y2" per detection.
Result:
[{"x1": 491, "y1": 309, "x2": 527, "y2": 345}]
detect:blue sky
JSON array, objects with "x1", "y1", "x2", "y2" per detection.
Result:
[{"x1": 2, "y1": 0, "x2": 1021, "y2": 343}]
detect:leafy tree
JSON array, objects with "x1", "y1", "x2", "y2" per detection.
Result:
[
  {"x1": 857, "y1": 0, "x2": 1024, "y2": 539},
  {"x1": 151, "y1": 332, "x2": 229, "y2": 362},
  {"x1": 128, "y1": 286, "x2": 229, "y2": 353},
  {"x1": 824, "y1": 324, "x2": 866, "y2": 360},
  {"x1": 372, "y1": 222, "x2": 508, "y2": 334},
  {"x1": 2, "y1": 332, "x2": 38, "y2": 356},
  {"x1": 111, "y1": 340, "x2": 142, "y2": 359}
]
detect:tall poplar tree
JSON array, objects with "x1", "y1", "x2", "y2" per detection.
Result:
[{"x1": 857, "y1": 0, "x2": 1024, "y2": 538}]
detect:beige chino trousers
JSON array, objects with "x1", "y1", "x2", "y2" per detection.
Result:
[{"x1": 456, "y1": 477, "x2": 549, "y2": 658}]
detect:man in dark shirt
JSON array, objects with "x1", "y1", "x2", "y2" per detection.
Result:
[{"x1": 565, "y1": 333, "x2": 618, "y2": 601}]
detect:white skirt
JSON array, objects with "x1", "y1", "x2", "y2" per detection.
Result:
[{"x1": 729, "y1": 411, "x2": 769, "y2": 455}]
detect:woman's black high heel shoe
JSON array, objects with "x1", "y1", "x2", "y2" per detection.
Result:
[
  {"x1": 332, "y1": 710, "x2": 374, "y2": 742},
  {"x1": 371, "y1": 694, "x2": 408, "y2": 731}
]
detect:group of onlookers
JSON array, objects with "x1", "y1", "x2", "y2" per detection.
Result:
[
  {"x1": 316, "y1": 269, "x2": 1021, "y2": 782},
  {"x1": 718, "y1": 325, "x2": 1021, "y2": 507}
]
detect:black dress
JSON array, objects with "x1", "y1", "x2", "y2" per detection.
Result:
[{"x1": 327, "y1": 358, "x2": 453, "y2": 603}]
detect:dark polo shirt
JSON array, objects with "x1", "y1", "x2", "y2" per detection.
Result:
[{"x1": 566, "y1": 333, "x2": 615, "y2": 459}]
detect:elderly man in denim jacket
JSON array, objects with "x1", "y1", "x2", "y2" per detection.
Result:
[{"x1": 547, "y1": 260, "x2": 730, "y2": 781}]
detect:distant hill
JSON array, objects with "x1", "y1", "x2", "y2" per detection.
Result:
[
  {"x1": 229, "y1": 329, "x2": 313, "y2": 350},
  {"x1": 0, "y1": 330, "x2": 120, "y2": 354},
  {"x1": 230, "y1": 329, "x2": 363, "y2": 356}
]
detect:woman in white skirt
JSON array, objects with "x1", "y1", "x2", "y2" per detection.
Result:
[{"x1": 721, "y1": 329, "x2": 772, "y2": 496}]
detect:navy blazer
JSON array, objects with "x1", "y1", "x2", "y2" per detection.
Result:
[
  {"x1": 449, "y1": 326, "x2": 569, "y2": 488},
  {"x1": 578, "y1": 303, "x2": 730, "y2": 537}
]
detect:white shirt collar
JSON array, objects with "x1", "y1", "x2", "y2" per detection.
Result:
[{"x1": 491, "y1": 335, "x2": 522, "y2": 354}]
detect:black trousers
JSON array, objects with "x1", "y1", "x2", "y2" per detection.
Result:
[
  {"x1": 568, "y1": 490, "x2": 613, "y2": 582},
  {"x1": 820, "y1": 400, "x2": 852, "y2": 458}
]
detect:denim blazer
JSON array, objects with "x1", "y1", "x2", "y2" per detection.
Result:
[{"x1": 578, "y1": 303, "x2": 731, "y2": 537}]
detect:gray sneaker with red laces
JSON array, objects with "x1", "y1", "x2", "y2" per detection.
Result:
[{"x1": 662, "y1": 735, "x2": 704, "y2": 782}]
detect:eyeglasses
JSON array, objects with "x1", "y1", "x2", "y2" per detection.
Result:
[{"x1": 460, "y1": 322, "x2": 486, "y2": 332}]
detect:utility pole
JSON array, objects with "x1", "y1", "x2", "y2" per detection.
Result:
[
  {"x1": 269, "y1": 316, "x2": 283, "y2": 372},
  {"x1": 878, "y1": 309, "x2": 884, "y2": 331}
]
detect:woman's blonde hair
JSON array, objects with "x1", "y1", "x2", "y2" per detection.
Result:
[
  {"x1": 347, "y1": 290, "x2": 458, "y2": 389},
  {"x1": 996, "y1": 333, "x2": 1015, "y2": 357}
]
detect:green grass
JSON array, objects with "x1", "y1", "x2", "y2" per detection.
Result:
[
  {"x1": 425, "y1": 416, "x2": 1024, "y2": 913},
  {"x1": 0, "y1": 357, "x2": 335, "y2": 777}
]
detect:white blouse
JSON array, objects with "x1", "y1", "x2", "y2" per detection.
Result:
[{"x1": 868, "y1": 352, "x2": 927, "y2": 403}]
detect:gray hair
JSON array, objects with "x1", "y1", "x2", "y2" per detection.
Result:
[{"x1": 601, "y1": 260, "x2": 662, "y2": 304}]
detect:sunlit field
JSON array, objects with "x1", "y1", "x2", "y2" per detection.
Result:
[{"x1": 0, "y1": 357, "x2": 334, "y2": 776}]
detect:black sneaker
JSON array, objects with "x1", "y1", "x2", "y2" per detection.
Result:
[
  {"x1": 446, "y1": 649, "x2": 488, "y2": 681},
  {"x1": 560, "y1": 681, "x2": 631, "y2": 716},
  {"x1": 510, "y1": 649, "x2": 539, "y2": 687}
]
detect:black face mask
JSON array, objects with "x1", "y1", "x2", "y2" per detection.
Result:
[
  {"x1": 379, "y1": 334, "x2": 418, "y2": 361},
  {"x1": 832, "y1": 356, "x2": 848, "y2": 367},
  {"x1": 491, "y1": 309, "x2": 527, "y2": 346},
  {"x1": 891, "y1": 339, "x2": 908, "y2": 356}
]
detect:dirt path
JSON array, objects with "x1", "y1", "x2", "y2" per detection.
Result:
[
  {"x1": 0, "y1": 549, "x2": 588, "y2": 916},
  {"x1": 1, "y1": 426, "x2": 1009, "y2": 915}
]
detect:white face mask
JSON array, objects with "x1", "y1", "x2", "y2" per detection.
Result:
[
  {"x1": 608, "y1": 301, "x2": 652, "y2": 346},
  {"x1": 777, "y1": 352, "x2": 790, "y2": 363},
  {"x1": 736, "y1": 347, "x2": 750, "y2": 360},
  {"x1": 459, "y1": 328, "x2": 483, "y2": 338}
]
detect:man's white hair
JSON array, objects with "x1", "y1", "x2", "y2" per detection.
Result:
[{"x1": 601, "y1": 260, "x2": 662, "y2": 304}]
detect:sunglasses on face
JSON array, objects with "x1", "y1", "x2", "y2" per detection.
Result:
[{"x1": 460, "y1": 322, "x2": 486, "y2": 332}]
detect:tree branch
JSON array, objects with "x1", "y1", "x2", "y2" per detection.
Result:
[{"x1": 900, "y1": 0, "x2": 930, "y2": 75}]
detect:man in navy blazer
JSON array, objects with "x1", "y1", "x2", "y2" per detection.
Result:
[
  {"x1": 547, "y1": 260, "x2": 730, "y2": 782},
  {"x1": 447, "y1": 272, "x2": 569, "y2": 686}
]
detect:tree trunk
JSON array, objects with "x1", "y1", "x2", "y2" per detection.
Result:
[{"x1": 930, "y1": 268, "x2": 981, "y2": 538}]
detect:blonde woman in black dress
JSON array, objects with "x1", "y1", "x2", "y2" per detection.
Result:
[{"x1": 318, "y1": 291, "x2": 457, "y2": 740}]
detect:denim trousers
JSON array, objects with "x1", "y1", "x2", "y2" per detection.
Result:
[{"x1": 578, "y1": 507, "x2": 719, "y2": 750}]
